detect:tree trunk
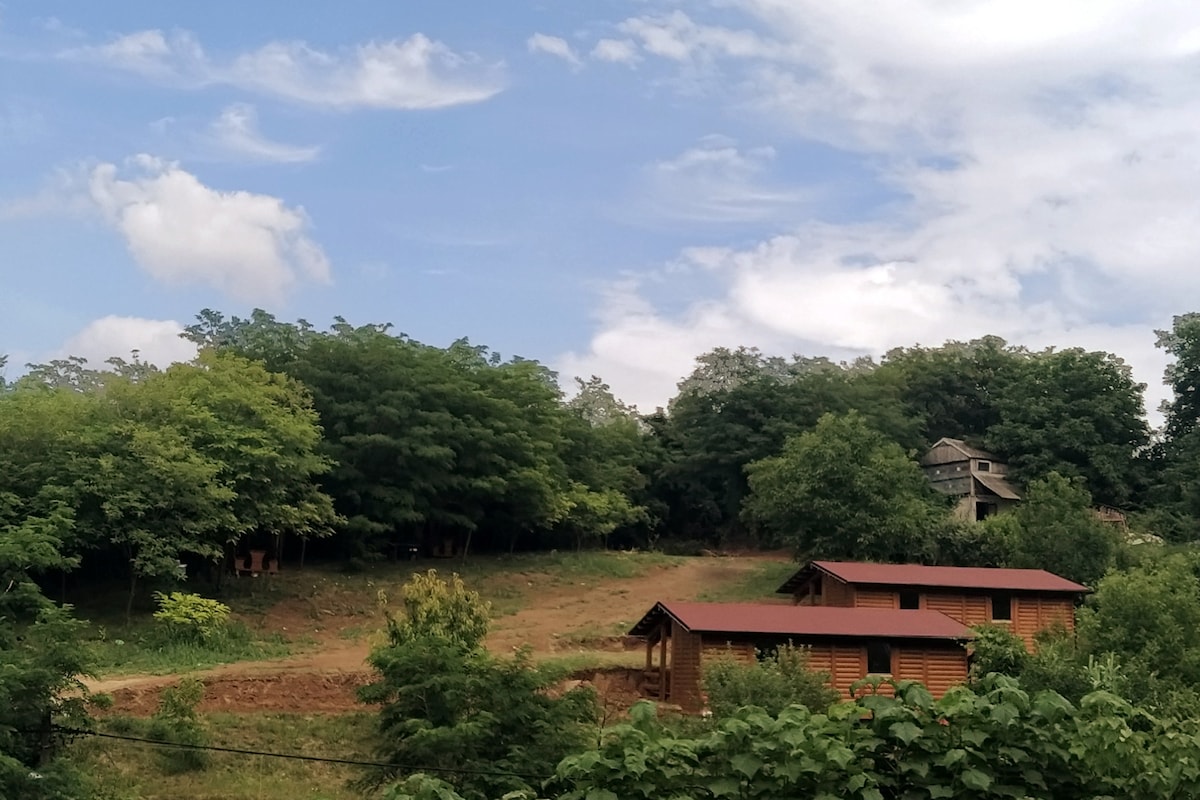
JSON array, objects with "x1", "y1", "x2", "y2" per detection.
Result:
[
  {"x1": 299, "y1": 537, "x2": 307, "y2": 570},
  {"x1": 125, "y1": 569, "x2": 137, "y2": 626},
  {"x1": 460, "y1": 528, "x2": 473, "y2": 567}
]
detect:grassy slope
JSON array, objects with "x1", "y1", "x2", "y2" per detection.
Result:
[
  {"x1": 76, "y1": 550, "x2": 794, "y2": 799},
  {"x1": 81, "y1": 712, "x2": 375, "y2": 800},
  {"x1": 80, "y1": 550, "x2": 686, "y2": 677}
]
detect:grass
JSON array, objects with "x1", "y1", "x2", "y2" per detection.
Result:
[
  {"x1": 89, "y1": 622, "x2": 293, "y2": 677},
  {"x1": 556, "y1": 620, "x2": 633, "y2": 647},
  {"x1": 693, "y1": 559, "x2": 798, "y2": 603},
  {"x1": 78, "y1": 550, "x2": 687, "y2": 678},
  {"x1": 79, "y1": 712, "x2": 376, "y2": 800},
  {"x1": 538, "y1": 649, "x2": 646, "y2": 675}
]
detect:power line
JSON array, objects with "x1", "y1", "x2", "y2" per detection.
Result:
[{"x1": 60, "y1": 727, "x2": 554, "y2": 781}]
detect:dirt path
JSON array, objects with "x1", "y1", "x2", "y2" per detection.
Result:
[{"x1": 87, "y1": 555, "x2": 786, "y2": 713}]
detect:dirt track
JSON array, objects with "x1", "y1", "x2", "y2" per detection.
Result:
[{"x1": 89, "y1": 555, "x2": 786, "y2": 715}]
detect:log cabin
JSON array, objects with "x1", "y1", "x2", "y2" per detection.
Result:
[
  {"x1": 921, "y1": 437, "x2": 1021, "y2": 521},
  {"x1": 776, "y1": 560, "x2": 1089, "y2": 648},
  {"x1": 628, "y1": 601, "x2": 973, "y2": 711}
]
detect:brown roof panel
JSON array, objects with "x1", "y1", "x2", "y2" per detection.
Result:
[
  {"x1": 629, "y1": 601, "x2": 973, "y2": 640},
  {"x1": 781, "y1": 560, "x2": 1090, "y2": 593},
  {"x1": 975, "y1": 473, "x2": 1021, "y2": 500}
]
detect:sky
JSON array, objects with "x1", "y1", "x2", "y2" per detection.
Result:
[{"x1": 2, "y1": 1, "x2": 1199, "y2": 422}]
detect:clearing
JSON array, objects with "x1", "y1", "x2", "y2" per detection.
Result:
[{"x1": 87, "y1": 550, "x2": 796, "y2": 714}]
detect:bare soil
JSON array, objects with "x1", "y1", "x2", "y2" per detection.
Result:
[{"x1": 90, "y1": 554, "x2": 787, "y2": 715}]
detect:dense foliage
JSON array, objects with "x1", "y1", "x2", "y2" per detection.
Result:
[
  {"x1": 389, "y1": 677, "x2": 1200, "y2": 800},
  {"x1": 702, "y1": 643, "x2": 840, "y2": 719},
  {"x1": 361, "y1": 571, "x2": 596, "y2": 800}
]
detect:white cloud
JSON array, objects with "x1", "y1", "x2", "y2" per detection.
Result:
[
  {"x1": 591, "y1": 39, "x2": 640, "y2": 65},
  {"x1": 206, "y1": 103, "x2": 320, "y2": 163},
  {"x1": 83, "y1": 154, "x2": 330, "y2": 302},
  {"x1": 630, "y1": 135, "x2": 810, "y2": 224},
  {"x1": 66, "y1": 30, "x2": 504, "y2": 110},
  {"x1": 566, "y1": 0, "x2": 1200, "y2": 425},
  {"x1": 526, "y1": 33, "x2": 581, "y2": 67},
  {"x1": 58, "y1": 316, "x2": 197, "y2": 368}
]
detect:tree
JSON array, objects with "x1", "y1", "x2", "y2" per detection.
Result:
[
  {"x1": 702, "y1": 644, "x2": 839, "y2": 719},
  {"x1": 1148, "y1": 313, "x2": 1200, "y2": 537},
  {"x1": 986, "y1": 348, "x2": 1148, "y2": 507},
  {"x1": 120, "y1": 351, "x2": 338, "y2": 553},
  {"x1": 878, "y1": 336, "x2": 1026, "y2": 444},
  {"x1": 743, "y1": 411, "x2": 948, "y2": 561},
  {"x1": 360, "y1": 571, "x2": 595, "y2": 800},
  {"x1": 0, "y1": 495, "x2": 93, "y2": 799},
  {"x1": 987, "y1": 472, "x2": 1119, "y2": 586},
  {"x1": 1077, "y1": 553, "x2": 1200, "y2": 689}
]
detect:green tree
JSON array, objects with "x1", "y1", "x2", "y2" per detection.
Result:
[
  {"x1": 0, "y1": 495, "x2": 93, "y2": 799},
  {"x1": 702, "y1": 643, "x2": 839, "y2": 719},
  {"x1": 361, "y1": 572, "x2": 595, "y2": 800},
  {"x1": 991, "y1": 472, "x2": 1118, "y2": 586},
  {"x1": 986, "y1": 348, "x2": 1148, "y2": 506},
  {"x1": 743, "y1": 411, "x2": 947, "y2": 560},
  {"x1": 878, "y1": 336, "x2": 1026, "y2": 444},
  {"x1": 1077, "y1": 553, "x2": 1200, "y2": 689}
]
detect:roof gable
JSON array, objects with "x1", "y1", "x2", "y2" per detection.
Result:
[
  {"x1": 922, "y1": 437, "x2": 997, "y2": 463},
  {"x1": 629, "y1": 601, "x2": 974, "y2": 641},
  {"x1": 777, "y1": 561, "x2": 1090, "y2": 595}
]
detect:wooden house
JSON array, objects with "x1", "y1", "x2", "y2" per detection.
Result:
[
  {"x1": 921, "y1": 437, "x2": 1020, "y2": 521},
  {"x1": 777, "y1": 560, "x2": 1089, "y2": 648},
  {"x1": 628, "y1": 601, "x2": 973, "y2": 711}
]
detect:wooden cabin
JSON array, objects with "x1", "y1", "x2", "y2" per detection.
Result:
[
  {"x1": 777, "y1": 561, "x2": 1089, "y2": 649},
  {"x1": 628, "y1": 601, "x2": 972, "y2": 711},
  {"x1": 921, "y1": 437, "x2": 1020, "y2": 521}
]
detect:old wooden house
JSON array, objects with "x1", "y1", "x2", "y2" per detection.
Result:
[
  {"x1": 628, "y1": 601, "x2": 973, "y2": 711},
  {"x1": 920, "y1": 437, "x2": 1020, "y2": 521},
  {"x1": 776, "y1": 560, "x2": 1089, "y2": 648}
]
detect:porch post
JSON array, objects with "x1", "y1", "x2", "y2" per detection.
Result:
[{"x1": 659, "y1": 621, "x2": 668, "y2": 700}]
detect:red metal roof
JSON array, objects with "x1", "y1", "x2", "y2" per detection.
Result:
[
  {"x1": 801, "y1": 561, "x2": 1089, "y2": 593},
  {"x1": 629, "y1": 601, "x2": 973, "y2": 640}
]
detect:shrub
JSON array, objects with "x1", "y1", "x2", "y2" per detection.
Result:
[
  {"x1": 145, "y1": 678, "x2": 209, "y2": 773},
  {"x1": 151, "y1": 592, "x2": 231, "y2": 643},
  {"x1": 363, "y1": 571, "x2": 593, "y2": 800},
  {"x1": 702, "y1": 643, "x2": 839, "y2": 719}
]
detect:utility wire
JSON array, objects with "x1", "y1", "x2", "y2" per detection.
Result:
[{"x1": 58, "y1": 727, "x2": 554, "y2": 781}]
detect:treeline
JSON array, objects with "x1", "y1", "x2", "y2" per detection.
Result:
[{"x1": 6, "y1": 309, "x2": 1200, "y2": 590}]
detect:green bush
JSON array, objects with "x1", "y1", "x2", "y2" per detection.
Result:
[
  {"x1": 145, "y1": 678, "x2": 209, "y2": 774},
  {"x1": 151, "y1": 592, "x2": 231, "y2": 643},
  {"x1": 702, "y1": 643, "x2": 839, "y2": 718}
]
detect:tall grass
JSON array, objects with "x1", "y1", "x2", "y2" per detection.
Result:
[
  {"x1": 80, "y1": 712, "x2": 375, "y2": 800},
  {"x1": 89, "y1": 620, "x2": 292, "y2": 677},
  {"x1": 693, "y1": 560, "x2": 798, "y2": 603}
]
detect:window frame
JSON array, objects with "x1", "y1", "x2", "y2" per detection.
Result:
[
  {"x1": 991, "y1": 592, "x2": 1013, "y2": 622},
  {"x1": 866, "y1": 641, "x2": 893, "y2": 675}
]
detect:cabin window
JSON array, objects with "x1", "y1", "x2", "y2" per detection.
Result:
[
  {"x1": 899, "y1": 590, "x2": 920, "y2": 610},
  {"x1": 991, "y1": 593, "x2": 1013, "y2": 621},
  {"x1": 977, "y1": 460, "x2": 991, "y2": 472},
  {"x1": 866, "y1": 641, "x2": 892, "y2": 674}
]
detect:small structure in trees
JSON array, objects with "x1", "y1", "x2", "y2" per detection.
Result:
[
  {"x1": 777, "y1": 560, "x2": 1089, "y2": 648},
  {"x1": 920, "y1": 437, "x2": 1021, "y2": 521},
  {"x1": 628, "y1": 601, "x2": 972, "y2": 711}
]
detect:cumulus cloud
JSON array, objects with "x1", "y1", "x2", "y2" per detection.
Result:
[
  {"x1": 565, "y1": 0, "x2": 1200, "y2": 422},
  {"x1": 206, "y1": 103, "x2": 319, "y2": 163},
  {"x1": 526, "y1": 33, "x2": 581, "y2": 67},
  {"x1": 66, "y1": 29, "x2": 504, "y2": 110},
  {"x1": 630, "y1": 135, "x2": 810, "y2": 224},
  {"x1": 57, "y1": 315, "x2": 197, "y2": 369},
  {"x1": 83, "y1": 155, "x2": 330, "y2": 302},
  {"x1": 590, "y1": 39, "x2": 640, "y2": 65}
]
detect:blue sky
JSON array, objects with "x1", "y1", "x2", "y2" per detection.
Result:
[{"x1": 3, "y1": 1, "x2": 1199, "y2": 418}]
